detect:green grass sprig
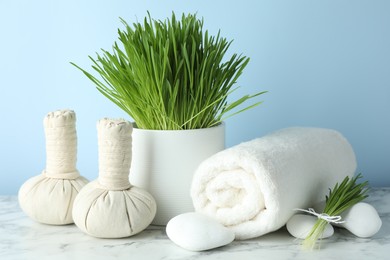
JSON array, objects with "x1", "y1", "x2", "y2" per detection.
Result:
[
  {"x1": 71, "y1": 13, "x2": 266, "y2": 130},
  {"x1": 302, "y1": 173, "x2": 369, "y2": 250}
]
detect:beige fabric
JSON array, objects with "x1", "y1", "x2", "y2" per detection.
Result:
[
  {"x1": 72, "y1": 118, "x2": 156, "y2": 238},
  {"x1": 44, "y1": 110, "x2": 80, "y2": 179},
  {"x1": 18, "y1": 110, "x2": 88, "y2": 225}
]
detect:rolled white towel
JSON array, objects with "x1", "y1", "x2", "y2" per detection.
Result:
[{"x1": 191, "y1": 127, "x2": 356, "y2": 240}]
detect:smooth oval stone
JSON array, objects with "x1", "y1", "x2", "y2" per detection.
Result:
[
  {"x1": 338, "y1": 202, "x2": 382, "y2": 238},
  {"x1": 166, "y1": 212, "x2": 235, "y2": 251},
  {"x1": 286, "y1": 214, "x2": 334, "y2": 239}
]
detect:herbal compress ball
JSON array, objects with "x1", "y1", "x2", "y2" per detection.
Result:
[
  {"x1": 72, "y1": 118, "x2": 156, "y2": 238},
  {"x1": 18, "y1": 110, "x2": 89, "y2": 225}
]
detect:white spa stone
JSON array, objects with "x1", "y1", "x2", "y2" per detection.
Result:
[
  {"x1": 166, "y1": 212, "x2": 235, "y2": 251},
  {"x1": 337, "y1": 202, "x2": 382, "y2": 238},
  {"x1": 286, "y1": 214, "x2": 334, "y2": 239}
]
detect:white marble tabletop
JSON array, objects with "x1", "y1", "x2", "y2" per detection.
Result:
[{"x1": 1, "y1": 188, "x2": 389, "y2": 260}]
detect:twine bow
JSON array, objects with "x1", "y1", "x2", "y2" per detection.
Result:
[{"x1": 294, "y1": 208, "x2": 345, "y2": 224}]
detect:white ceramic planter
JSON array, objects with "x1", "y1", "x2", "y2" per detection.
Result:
[{"x1": 130, "y1": 123, "x2": 225, "y2": 225}]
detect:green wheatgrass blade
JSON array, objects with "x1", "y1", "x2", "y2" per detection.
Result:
[
  {"x1": 302, "y1": 173, "x2": 369, "y2": 250},
  {"x1": 71, "y1": 12, "x2": 266, "y2": 130}
]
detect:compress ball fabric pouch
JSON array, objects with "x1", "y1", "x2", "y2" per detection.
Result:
[
  {"x1": 72, "y1": 118, "x2": 156, "y2": 238},
  {"x1": 18, "y1": 110, "x2": 88, "y2": 225}
]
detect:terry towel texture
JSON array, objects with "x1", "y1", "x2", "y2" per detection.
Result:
[{"x1": 191, "y1": 127, "x2": 356, "y2": 240}]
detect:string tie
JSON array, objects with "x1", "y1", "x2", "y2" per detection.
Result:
[{"x1": 294, "y1": 208, "x2": 345, "y2": 224}]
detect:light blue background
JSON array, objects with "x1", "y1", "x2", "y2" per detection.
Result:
[{"x1": 1, "y1": 0, "x2": 389, "y2": 194}]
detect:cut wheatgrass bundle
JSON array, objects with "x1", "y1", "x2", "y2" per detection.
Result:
[{"x1": 302, "y1": 173, "x2": 369, "y2": 250}]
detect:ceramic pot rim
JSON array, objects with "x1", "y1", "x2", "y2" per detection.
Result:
[{"x1": 132, "y1": 122, "x2": 225, "y2": 133}]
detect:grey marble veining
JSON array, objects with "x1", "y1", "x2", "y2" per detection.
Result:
[{"x1": 1, "y1": 188, "x2": 389, "y2": 260}]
